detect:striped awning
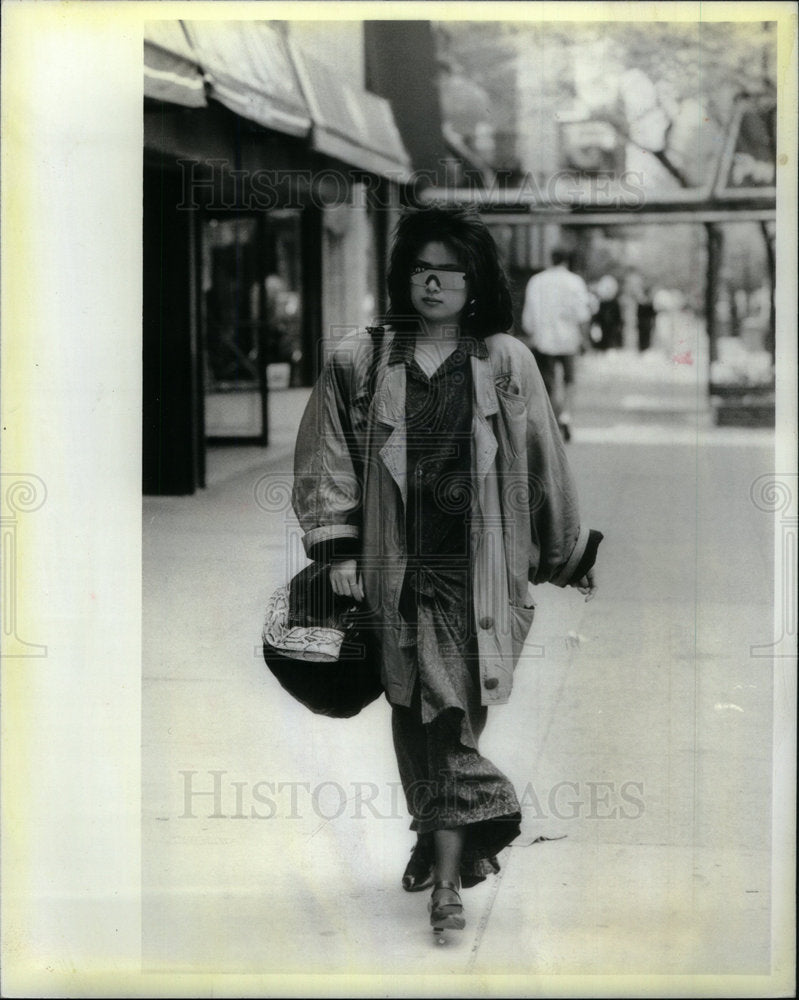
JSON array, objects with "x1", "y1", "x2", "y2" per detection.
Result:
[
  {"x1": 183, "y1": 21, "x2": 311, "y2": 138},
  {"x1": 290, "y1": 42, "x2": 412, "y2": 181},
  {"x1": 144, "y1": 21, "x2": 411, "y2": 179},
  {"x1": 144, "y1": 21, "x2": 207, "y2": 108}
]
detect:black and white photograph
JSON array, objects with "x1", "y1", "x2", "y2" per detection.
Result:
[{"x1": 1, "y1": 2, "x2": 796, "y2": 997}]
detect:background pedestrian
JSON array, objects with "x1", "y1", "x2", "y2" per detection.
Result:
[{"x1": 521, "y1": 248, "x2": 594, "y2": 441}]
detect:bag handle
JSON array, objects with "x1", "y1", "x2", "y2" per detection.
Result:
[{"x1": 365, "y1": 325, "x2": 385, "y2": 402}]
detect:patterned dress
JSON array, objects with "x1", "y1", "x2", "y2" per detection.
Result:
[{"x1": 390, "y1": 335, "x2": 522, "y2": 882}]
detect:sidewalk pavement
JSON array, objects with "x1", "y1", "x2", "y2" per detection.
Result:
[
  {"x1": 203, "y1": 387, "x2": 311, "y2": 489},
  {"x1": 142, "y1": 346, "x2": 778, "y2": 983}
]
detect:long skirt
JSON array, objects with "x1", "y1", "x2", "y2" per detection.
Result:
[{"x1": 391, "y1": 565, "x2": 522, "y2": 884}]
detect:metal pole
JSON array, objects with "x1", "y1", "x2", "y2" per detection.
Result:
[{"x1": 704, "y1": 222, "x2": 723, "y2": 366}]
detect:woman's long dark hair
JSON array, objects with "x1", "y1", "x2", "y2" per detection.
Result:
[{"x1": 385, "y1": 205, "x2": 513, "y2": 336}]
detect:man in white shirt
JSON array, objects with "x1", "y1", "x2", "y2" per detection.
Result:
[{"x1": 521, "y1": 248, "x2": 594, "y2": 441}]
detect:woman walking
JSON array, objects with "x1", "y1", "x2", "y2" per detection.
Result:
[{"x1": 292, "y1": 206, "x2": 601, "y2": 939}]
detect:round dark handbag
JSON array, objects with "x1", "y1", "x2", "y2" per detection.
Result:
[{"x1": 261, "y1": 562, "x2": 383, "y2": 718}]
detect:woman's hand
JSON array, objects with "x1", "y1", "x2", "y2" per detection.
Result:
[
  {"x1": 329, "y1": 558, "x2": 364, "y2": 603},
  {"x1": 572, "y1": 567, "x2": 597, "y2": 602}
]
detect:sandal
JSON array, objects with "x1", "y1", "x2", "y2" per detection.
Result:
[
  {"x1": 402, "y1": 834, "x2": 434, "y2": 892},
  {"x1": 428, "y1": 880, "x2": 465, "y2": 941}
]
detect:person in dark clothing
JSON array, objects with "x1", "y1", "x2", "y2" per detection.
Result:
[
  {"x1": 593, "y1": 275, "x2": 624, "y2": 351},
  {"x1": 637, "y1": 286, "x2": 656, "y2": 352},
  {"x1": 292, "y1": 206, "x2": 601, "y2": 941}
]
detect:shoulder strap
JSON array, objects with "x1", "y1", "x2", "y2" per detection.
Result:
[{"x1": 365, "y1": 325, "x2": 386, "y2": 402}]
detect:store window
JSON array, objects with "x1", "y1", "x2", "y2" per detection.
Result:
[{"x1": 201, "y1": 211, "x2": 303, "y2": 442}]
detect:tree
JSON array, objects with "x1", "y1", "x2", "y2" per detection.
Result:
[
  {"x1": 435, "y1": 19, "x2": 777, "y2": 360},
  {"x1": 435, "y1": 19, "x2": 776, "y2": 189}
]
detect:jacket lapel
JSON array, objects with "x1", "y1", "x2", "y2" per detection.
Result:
[
  {"x1": 373, "y1": 340, "x2": 500, "y2": 505},
  {"x1": 374, "y1": 357, "x2": 408, "y2": 506}
]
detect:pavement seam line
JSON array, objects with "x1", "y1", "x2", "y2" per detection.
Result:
[
  {"x1": 466, "y1": 854, "x2": 508, "y2": 973},
  {"x1": 464, "y1": 599, "x2": 586, "y2": 971}
]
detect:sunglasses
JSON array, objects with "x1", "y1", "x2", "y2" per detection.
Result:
[{"x1": 409, "y1": 264, "x2": 467, "y2": 291}]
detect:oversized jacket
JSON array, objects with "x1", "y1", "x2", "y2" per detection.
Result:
[{"x1": 292, "y1": 327, "x2": 594, "y2": 708}]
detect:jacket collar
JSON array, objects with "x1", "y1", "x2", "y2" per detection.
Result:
[
  {"x1": 387, "y1": 328, "x2": 489, "y2": 366},
  {"x1": 375, "y1": 329, "x2": 500, "y2": 428}
]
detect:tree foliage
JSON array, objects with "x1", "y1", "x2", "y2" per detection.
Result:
[{"x1": 435, "y1": 19, "x2": 776, "y2": 180}]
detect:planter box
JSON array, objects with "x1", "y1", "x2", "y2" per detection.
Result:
[
  {"x1": 710, "y1": 384, "x2": 775, "y2": 427},
  {"x1": 709, "y1": 382, "x2": 774, "y2": 398}
]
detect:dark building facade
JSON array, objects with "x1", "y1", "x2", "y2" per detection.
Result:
[{"x1": 143, "y1": 20, "x2": 411, "y2": 495}]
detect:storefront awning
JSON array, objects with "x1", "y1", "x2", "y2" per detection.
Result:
[
  {"x1": 182, "y1": 21, "x2": 312, "y2": 139},
  {"x1": 144, "y1": 21, "x2": 207, "y2": 108},
  {"x1": 289, "y1": 43, "x2": 412, "y2": 181},
  {"x1": 145, "y1": 21, "x2": 411, "y2": 180}
]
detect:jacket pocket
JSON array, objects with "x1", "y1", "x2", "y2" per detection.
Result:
[
  {"x1": 509, "y1": 603, "x2": 536, "y2": 664},
  {"x1": 494, "y1": 372, "x2": 526, "y2": 410},
  {"x1": 494, "y1": 376, "x2": 527, "y2": 461}
]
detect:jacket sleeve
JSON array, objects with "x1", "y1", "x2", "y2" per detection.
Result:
[
  {"x1": 521, "y1": 348, "x2": 602, "y2": 586},
  {"x1": 291, "y1": 343, "x2": 364, "y2": 562}
]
